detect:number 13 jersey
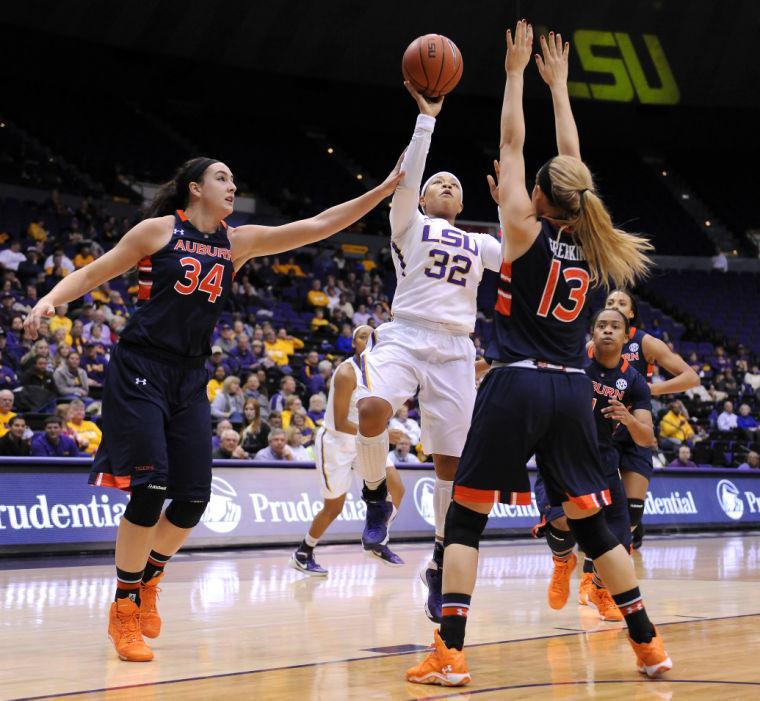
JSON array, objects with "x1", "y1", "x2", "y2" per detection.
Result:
[
  {"x1": 488, "y1": 219, "x2": 592, "y2": 368},
  {"x1": 119, "y1": 209, "x2": 235, "y2": 360},
  {"x1": 391, "y1": 216, "x2": 501, "y2": 335}
]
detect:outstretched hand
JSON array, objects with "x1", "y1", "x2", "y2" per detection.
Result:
[
  {"x1": 505, "y1": 19, "x2": 533, "y2": 74},
  {"x1": 24, "y1": 298, "x2": 55, "y2": 340},
  {"x1": 377, "y1": 150, "x2": 406, "y2": 196},
  {"x1": 486, "y1": 159, "x2": 501, "y2": 205},
  {"x1": 404, "y1": 80, "x2": 445, "y2": 118},
  {"x1": 536, "y1": 31, "x2": 569, "y2": 88}
]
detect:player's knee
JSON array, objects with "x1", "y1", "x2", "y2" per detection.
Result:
[
  {"x1": 433, "y1": 454, "x2": 459, "y2": 481},
  {"x1": 322, "y1": 496, "x2": 346, "y2": 517},
  {"x1": 550, "y1": 514, "x2": 569, "y2": 530},
  {"x1": 443, "y1": 501, "x2": 489, "y2": 550},
  {"x1": 165, "y1": 499, "x2": 209, "y2": 529},
  {"x1": 567, "y1": 510, "x2": 620, "y2": 560},
  {"x1": 357, "y1": 398, "x2": 391, "y2": 436},
  {"x1": 123, "y1": 485, "x2": 166, "y2": 528},
  {"x1": 627, "y1": 498, "x2": 645, "y2": 529}
]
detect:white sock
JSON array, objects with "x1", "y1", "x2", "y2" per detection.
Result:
[
  {"x1": 304, "y1": 533, "x2": 319, "y2": 548},
  {"x1": 434, "y1": 478, "x2": 454, "y2": 542},
  {"x1": 356, "y1": 430, "x2": 390, "y2": 486}
]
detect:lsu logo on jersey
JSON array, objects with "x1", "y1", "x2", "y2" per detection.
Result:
[{"x1": 421, "y1": 224, "x2": 479, "y2": 255}]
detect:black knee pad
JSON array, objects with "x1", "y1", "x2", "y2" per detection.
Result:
[
  {"x1": 443, "y1": 501, "x2": 489, "y2": 550},
  {"x1": 567, "y1": 510, "x2": 620, "y2": 560},
  {"x1": 627, "y1": 498, "x2": 645, "y2": 529},
  {"x1": 165, "y1": 499, "x2": 209, "y2": 529},
  {"x1": 123, "y1": 484, "x2": 166, "y2": 527}
]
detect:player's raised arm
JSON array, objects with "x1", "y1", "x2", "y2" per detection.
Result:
[
  {"x1": 536, "y1": 31, "x2": 581, "y2": 160},
  {"x1": 498, "y1": 20, "x2": 541, "y2": 262},
  {"x1": 229, "y1": 158, "x2": 404, "y2": 268},
  {"x1": 389, "y1": 82, "x2": 443, "y2": 237},
  {"x1": 24, "y1": 217, "x2": 171, "y2": 338}
]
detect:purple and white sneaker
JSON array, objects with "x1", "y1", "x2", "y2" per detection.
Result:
[
  {"x1": 362, "y1": 500, "x2": 393, "y2": 549},
  {"x1": 289, "y1": 550, "x2": 328, "y2": 577},
  {"x1": 368, "y1": 544, "x2": 405, "y2": 567},
  {"x1": 419, "y1": 563, "x2": 443, "y2": 623}
]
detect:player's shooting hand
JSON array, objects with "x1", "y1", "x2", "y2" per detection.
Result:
[
  {"x1": 602, "y1": 399, "x2": 633, "y2": 426},
  {"x1": 486, "y1": 160, "x2": 501, "y2": 205},
  {"x1": 404, "y1": 80, "x2": 445, "y2": 117},
  {"x1": 535, "y1": 31, "x2": 569, "y2": 88},
  {"x1": 505, "y1": 19, "x2": 534, "y2": 75},
  {"x1": 24, "y1": 298, "x2": 55, "y2": 340}
]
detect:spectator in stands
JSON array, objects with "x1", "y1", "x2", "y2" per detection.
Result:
[
  {"x1": 67, "y1": 398, "x2": 102, "y2": 455},
  {"x1": 69, "y1": 319, "x2": 86, "y2": 356},
  {"x1": 352, "y1": 303, "x2": 370, "y2": 326},
  {"x1": 738, "y1": 451, "x2": 760, "y2": 471},
  {"x1": 250, "y1": 338, "x2": 275, "y2": 371},
  {"x1": 285, "y1": 426, "x2": 312, "y2": 460},
  {"x1": 254, "y1": 428, "x2": 294, "y2": 461},
  {"x1": 290, "y1": 412, "x2": 314, "y2": 447},
  {"x1": 108, "y1": 291, "x2": 130, "y2": 319},
  {"x1": 722, "y1": 368, "x2": 739, "y2": 395},
  {"x1": 213, "y1": 429, "x2": 248, "y2": 459},
  {"x1": 325, "y1": 282, "x2": 341, "y2": 312},
  {"x1": 210, "y1": 376, "x2": 245, "y2": 424},
  {"x1": 281, "y1": 395, "x2": 315, "y2": 430},
  {"x1": 83, "y1": 342, "x2": 107, "y2": 397},
  {"x1": 31, "y1": 416, "x2": 82, "y2": 457},
  {"x1": 264, "y1": 328, "x2": 291, "y2": 366},
  {"x1": 301, "y1": 350, "x2": 321, "y2": 392},
  {"x1": 712, "y1": 345, "x2": 730, "y2": 372},
  {"x1": 211, "y1": 419, "x2": 233, "y2": 452},
  {"x1": 273, "y1": 256, "x2": 305, "y2": 277},
  {"x1": 306, "y1": 278, "x2": 330, "y2": 309},
  {"x1": 659, "y1": 400, "x2": 695, "y2": 448},
  {"x1": 335, "y1": 323, "x2": 353, "y2": 355},
  {"x1": 53, "y1": 351, "x2": 89, "y2": 400},
  {"x1": 669, "y1": 445, "x2": 697, "y2": 467},
  {"x1": 717, "y1": 401, "x2": 739, "y2": 433},
  {"x1": 73, "y1": 243, "x2": 95, "y2": 269},
  {"x1": 0, "y1": 293, "x2": 16, "y2": 328},
  {"x1": 0, "y1": 389, "x2": 17, "y2": 435},
  {"x1": 389, "y1": 434, "x2": 421, "y2": 464},
  {"x1": 27, "y1": 219, "x2": 48, "y2": 243},
  {"x1": 744, "y1": 364, "x2": 760, "y2": 397},
  {"x1": 21, "y1": 355, "x2": 56, "y2": 393},
  {"x1": 269, "y1": 375, "x2": 297, "y2": 413},
  {"x1": 228, "y1": 333, "x2": 256, "y2": 375},
  {"x1": 0, "y1": 240, "x2": 27, "y2": 271},
  {"x1": 82, "y1": 309, "x2": 111, "y2": 346},
  {"x1": 307, "y1": 394, "x2": 325, "y2": 427},
  {"x1": 215, "y1": 323, "x2": 236, "y2": 353},
  {"x1": 207, "y1": 366, "x2": 227, "y2": 403},
  {"x1": 0, "y1": 348, "x2": 17, "y2": 388},
  {"x1": 0, "y1": 415, "x2": 30, "y2": 456},
  {"x1": 268, "y1": 410, "x2": 283, "y2": 430},
  {"x1": 310, "y1": 307, "x2": 337, "y2": 336},
  {"x1": 20, "y1": 339, "x2": 51, "y2": 371},
  {"x1": 242, "y1": 374, "x2": 269, "y2": 416},
  {"x1": 708, "y1": 373, "x2": 729, "y2": 403},
  {"x1": 389, "y1": 404, "x2": 422, "y2": 447},
  {"x1": 44, "y1": 248, "x2": 75, "y2": 278},
  {"x1": 737, "y1": 404, "x2": 759, "y2": 438},
  {"x1": 16, "y1": 247, "x2": 42, "y2": 285},
  {"x1": 240, "y1": 399, "x2": 270, "y2": 455}
]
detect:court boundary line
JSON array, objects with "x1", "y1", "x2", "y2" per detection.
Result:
[
  {"x1": 11, "y1": 612, "x2": 760, "y2": 701},
  {"x1": 414, "y1": 678, "x2": 760, "y2": 700}
]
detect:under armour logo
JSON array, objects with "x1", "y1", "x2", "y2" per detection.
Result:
[
  {"x1": 173, "y1": 227, "x2": 184, "y2": 236},
  {"x1": 127, "y1": 592, "x2": 137, "y2": 602},
  {"x1": 135, "y1": 378, "x2": 147, "y2": 386},
  {"x1": 457, "y1": 608, "x2": 466, "y2": 616},
  {"x1": 442, "y1": 665, "x2": 453, "y2": 673}
]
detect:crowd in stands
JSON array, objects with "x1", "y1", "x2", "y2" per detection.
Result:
[{"x1": 0, "y1": 188, "x2": 760, "y2": 470}]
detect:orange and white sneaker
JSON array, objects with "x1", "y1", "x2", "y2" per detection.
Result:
[
  {"x1": 578, "y1": 572, "x2": 594, "y2": 605},
  {"x1": 405, "y1": 629, "x2": 471, "y2": 687},
  {"x1": 108, "y1": 598, "x2": 153, "y2": 662},
  {"x1": 628, "y1": 626, "x2": 672, "y2": 678},
  {"x1": 140, "y1": 573, "x2": 164, "y2": 639},
  {"x1": 548, "y1": 553, "x2": 577, "y2": 610},
  {"x1": 587, "y1": 585, "x2": 623, "y2": 622}
]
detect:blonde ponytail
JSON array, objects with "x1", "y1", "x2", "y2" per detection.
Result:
[{"x1": 545, "y1": 156, "x2": 653, "y2": 289}]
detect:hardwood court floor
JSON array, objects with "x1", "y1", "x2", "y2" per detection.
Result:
[{"x1": 1, "y1": 533, "x2": 759, "y2": 700}]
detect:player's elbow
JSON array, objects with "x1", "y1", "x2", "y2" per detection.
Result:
[{"x1": 684, "y1": 367, "x2": 700, "y2": 390}]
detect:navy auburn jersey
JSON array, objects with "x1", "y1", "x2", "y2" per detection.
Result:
[
  {"x1": 488, "y1": 218, "x2": 591, "y2": 367},
  {"x1": 622, "y1": 327, "x2": 654, "y2": 380},
  {"x1": 119, "y1": 210, "x2": 235, "y2": 360},
  {"x1": 584, "y1": 351, "x2": 651, "y2": 469}
]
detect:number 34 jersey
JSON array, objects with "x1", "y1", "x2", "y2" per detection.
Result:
[
  {"x1": 119, "y1": 209, "x2": 235, "y2": 360},
  {"x1": 488, "y1": 218, "x2": 592, "y2": 368},
  {"x1": 390, "y1": 215, "x2": 501, "y2": 335}
]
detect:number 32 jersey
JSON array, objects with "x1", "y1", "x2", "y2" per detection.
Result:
[
  {"x1": 119, "y1": 209, "x2": 235, "y2": 360},
  {"x1": 488, "y1": 218, "x2": 591, "y2": 368},
  {"x1": 390, "y1": 215, "x2": 501, "y2": 335}
]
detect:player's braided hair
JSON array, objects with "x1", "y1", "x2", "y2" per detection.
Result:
[
  {"x1": 540, "y1": 155, "x2": 653, "y2": 289},
  {"x1": 146, "y1": 157, "x2": 219, "y2": 219}
]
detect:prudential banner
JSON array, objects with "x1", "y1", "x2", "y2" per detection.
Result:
[{"x1": 1, "y1": 466, "x2": 759, "y2": 552}]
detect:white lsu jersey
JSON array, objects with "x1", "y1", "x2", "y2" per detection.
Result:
[
  {"x1": 390, "y1": 216, "x2": 501, "y2": 335},
  {"x1": 388, "y1": 113, "x2": 501, "y2": 335},
  {"x1": 323, "y1": 356, "x2": 362, "y2": 436}
]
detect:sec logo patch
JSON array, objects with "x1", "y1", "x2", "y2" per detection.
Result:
[{"x1": 616, "y1": 378, "x2": 628, "y2": 390}]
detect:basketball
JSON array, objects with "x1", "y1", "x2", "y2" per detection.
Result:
[{"x1": 402, "y1": 34, "x2": 463, "y2": 99}]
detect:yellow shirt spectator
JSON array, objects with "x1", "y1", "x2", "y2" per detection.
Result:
[
  {"x1": 68, "y1": 418, "x2": 102, "y2": 455},
  {"x1": 281, "y1": 411, "x2": 316, "y2": 430},
  {"x1": 272, "y1": 258, "x2": 305, "y2": 277},
  {"x1": 207, "y1": 378, "x2": 224, "y2": 402},
  {"x1": 659, "y1": 410, "x2": 694, "y2": 443},
  {"x1": 265, "y1": 338, "x2": 294, "y2": 366},
  {"x1": 307, "y1": 289, "x2": 329, "y2": 307},
  {"x1": 0, "y1": 409, "x2": 17, "y2": 437},
  {"x1": 50, "y1": 311, "x2": 73, "y2": 338},
  {"x1": 28, "y1": 221, "x2": 48, "y2": 242},
  {"x1": 74, "y1": 253, "x2": 95, "y2": 269}
]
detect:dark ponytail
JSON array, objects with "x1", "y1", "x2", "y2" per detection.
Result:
[{"x1": 145, "y1": 157, "x2": 220, "y2": 219}]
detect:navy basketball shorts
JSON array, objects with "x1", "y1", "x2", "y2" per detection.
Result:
[
  {"x1": 89, "y1": 343, "x2": 213, "y2": 501},
  {"x1": 454, "y1": 366, "x2": 610, "y2": 510},
  {"x1": 615, "y1": 434, "x2": 654, "y2": 481}
]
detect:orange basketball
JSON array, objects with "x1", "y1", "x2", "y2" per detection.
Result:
[{"x1": 402, "y1": 34, "x2": 463, "y2": 99}]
